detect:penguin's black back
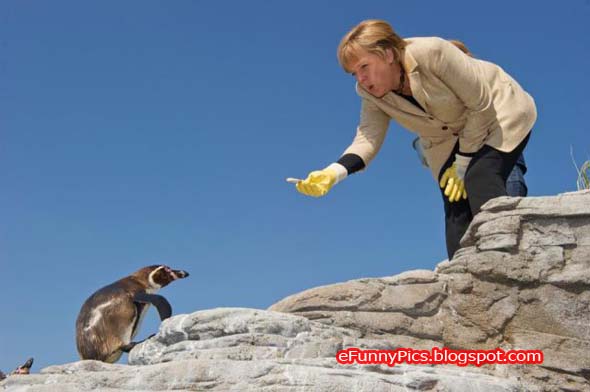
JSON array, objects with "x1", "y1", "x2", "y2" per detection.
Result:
[{"x1": 76, "y1": 280, "x2": 143, "y2": 362}]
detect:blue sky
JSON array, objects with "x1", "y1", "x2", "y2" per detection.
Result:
[{"x1": 1, "y1": 0, "x2": 589, "y2": 372}]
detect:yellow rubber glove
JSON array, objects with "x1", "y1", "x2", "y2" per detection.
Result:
[
  {"x1": 439, "y1": 154, "x2": 471, "y2": 202},
  {"x1": 295, "y1": 163, "x2": 348, "y2": 197},
  {"x1": 439, "y1": 165, "x2": 467, "y2": 202},
  {"x1": 296, "y1": 168, "x2": 337, "y2": 197}
]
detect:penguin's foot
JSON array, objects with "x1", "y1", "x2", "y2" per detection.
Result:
[
  {"x1": 119, "y1": 342, "x2": 138, "y2": 353},
  {"x1": 120, "y1": 333, "x2": 157, "y2": 353}
]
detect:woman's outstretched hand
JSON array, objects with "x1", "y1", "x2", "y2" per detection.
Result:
[{"x1": 291, "y1": 168, "x2": 337, "y2": 197}]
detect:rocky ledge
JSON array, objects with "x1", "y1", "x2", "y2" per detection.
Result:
[{"x1": 2, "y1": 191, "x2": 589, "y2": 391}]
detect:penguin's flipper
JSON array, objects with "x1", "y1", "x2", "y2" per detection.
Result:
[{"x1": 133, "y1": 293, "x2": 172, "y2": 320}]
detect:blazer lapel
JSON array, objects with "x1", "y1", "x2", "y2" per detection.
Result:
[
  {"x1": 383, "y1": 92, "x2": 428, "y2": 117},
  {"x1": 403, "y1": 47, "x2": 430, "y2": 116}
]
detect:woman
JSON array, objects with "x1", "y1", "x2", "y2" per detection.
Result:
[{"x1": 293, "y1": 20, "x2": 536, "y2": 259}]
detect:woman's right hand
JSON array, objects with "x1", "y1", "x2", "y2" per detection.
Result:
[{"x1": 295, "y1": 168, "x2": 337, "y2": 197}]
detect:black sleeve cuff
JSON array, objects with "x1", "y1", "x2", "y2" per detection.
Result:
[{"x1": 337, "y1": 153, "x2": 366, "y2": 175}]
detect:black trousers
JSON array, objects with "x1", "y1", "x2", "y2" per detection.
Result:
[{"x1": 439, "y1": 133, "x2": 531, "y2": 259}]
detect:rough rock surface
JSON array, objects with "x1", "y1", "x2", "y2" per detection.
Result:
[
  {"x1": 270, "y1": 191, "x2": 590, "y2": 391},
  {"x1": 2, "y1": 309, "x2": 535, "y2": 391},
  {"x1": 2, "y1": 191, "x2": 589, "y2": 391}
]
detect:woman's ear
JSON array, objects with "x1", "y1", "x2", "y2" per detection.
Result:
[{"x1": 385, "y1": 48, "x2": 395, "y2": 64}]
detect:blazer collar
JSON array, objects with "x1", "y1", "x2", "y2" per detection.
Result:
[{"x1": 402, "y1": 45, "x2": 419, "y2": 74}]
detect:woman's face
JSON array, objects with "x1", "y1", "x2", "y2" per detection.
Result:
[{"x1": 350, "y1": 48, "x2": 397, "y2": 98}]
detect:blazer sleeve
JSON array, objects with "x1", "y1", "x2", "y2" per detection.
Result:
[
  {"x1": 341, "y1": 96, "x2": 390, "y2": 167},
  {"x1": 430, "y1": 38, "x2": 496, "y2": 154}
]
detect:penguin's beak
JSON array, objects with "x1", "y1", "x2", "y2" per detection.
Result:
[{"x1": 172, "y1": 269, "x2": 189, "y2": 279}]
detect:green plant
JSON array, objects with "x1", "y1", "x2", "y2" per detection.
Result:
[
  {"x1": 570, "y1": 146, "x2": 590, "y2": 190},
  {"x1": 577, "y1": 160, "x2": 590, "y2": 190}
]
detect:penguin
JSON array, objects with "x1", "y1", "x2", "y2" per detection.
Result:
[
  {"x1": 75, "y1": 265, "x2": 189, "y2": 363},
  {"x1": 0, "y1": 358, "x2": 34, "y2": 380},
  {"x1": 11, "y1": 358, "x2": 33, "y2": 375}
]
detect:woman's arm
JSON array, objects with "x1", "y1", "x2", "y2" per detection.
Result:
[
  {"x1": 341, "y1": 94, "x2": 391, "y2": 169},
  {"x1": 293, "y1": 96, "x2": 390, "y2": 197}
]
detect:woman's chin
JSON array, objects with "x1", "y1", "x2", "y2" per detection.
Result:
[{"x1": 367, "y1": 88, "x2": 386, "y2": 98}]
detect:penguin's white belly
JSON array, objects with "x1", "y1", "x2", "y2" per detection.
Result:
[
  {"x1": 123, "y1": 287, "x2": 159, "y2": 343},
  {"x1": 126, "y1": 304, "x2": 151, "y2": 342}
]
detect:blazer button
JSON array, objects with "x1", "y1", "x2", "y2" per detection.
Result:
[{"x1": 442, "y1": 126, "x2": 449, "y2": 130}]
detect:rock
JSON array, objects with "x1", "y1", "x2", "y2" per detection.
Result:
[
  {"x1": 270, "y1": 191, "x2": 590, "y2": 391},
  {"x1": 2, "y1": 309, "x2": 538, "y2": 392},
  {"x1": 2, "y1": 357, "x2": 536, "y2": 391},
  {"x1": 129, "y1": 308, "x2": 359, "y2": 365},
  {"x1": 3, "y1": 191, "x2": 589, "y2": 391}
]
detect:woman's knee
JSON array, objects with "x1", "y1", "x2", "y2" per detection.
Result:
[{"x1": 464, "y1": 162, "x2": 492, "y2": 191}]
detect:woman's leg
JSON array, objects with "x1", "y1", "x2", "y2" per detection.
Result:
[
  {"x1": 440, "y1": 134, "x2": 530, "y2": 259},
  {"x1": 439, "y1": 145, "x2": 473, "y2": 259},
  {"x1": 442, "y1": 194, "x2": 473, "y2": 259},
  {"x1": 464, "y1": 134, "x2": 530, "y2": 216},
  {"x1": 506, "y1": 153, "x2": 528, "y2": 197}
]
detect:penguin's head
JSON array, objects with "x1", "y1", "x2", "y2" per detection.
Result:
[{"x1": 135, "y1": 265, "x2": 190, "y2": 290}]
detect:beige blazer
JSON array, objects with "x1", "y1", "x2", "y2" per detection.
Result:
[{"x1": 342, "y1": 37, "x2": 537, "y2": 180}]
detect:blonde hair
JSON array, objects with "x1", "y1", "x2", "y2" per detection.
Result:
[
  {"x1": 337, "y1": 19, "x2": 407, "y2": 73},
  {"x1": 448, "y1": 39, "x2": 473, "y2": 57}
]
